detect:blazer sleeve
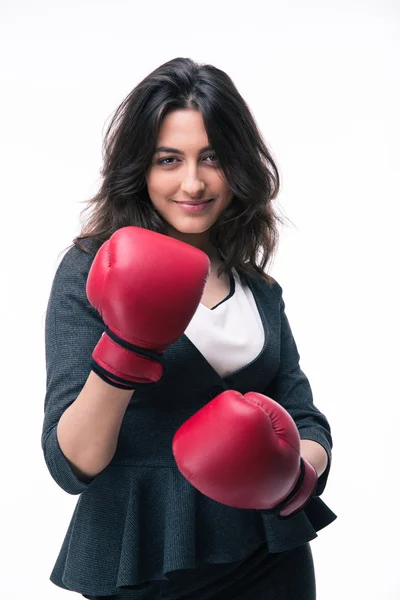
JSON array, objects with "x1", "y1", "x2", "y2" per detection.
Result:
[
  {"x1": 41, "y1": 243, "x2": 104, "y2": 495},
  {"x1": 264, "y1": 293, "x2": 333, "y2": 497}
]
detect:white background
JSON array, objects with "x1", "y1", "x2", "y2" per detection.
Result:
[{"x1": 1, "y1": 0, "x2": 399, "y2": 598}]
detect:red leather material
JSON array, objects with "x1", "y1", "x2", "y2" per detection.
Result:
[
  {"x1": 172, "y1": 390, "x2": 317, "y2": 517},
  {"x1": 86, "y1": 226, "x2": 210, "y2": 385},
  {"x1": 278, "y1": 457, "x2": 317, "y2": 517},
  {"x1": 92, "y1": 332, "x2": 164, "y2": 384}
]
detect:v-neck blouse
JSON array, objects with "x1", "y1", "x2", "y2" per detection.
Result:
[{"x1": 185, "y1": 269, "x2": 264, "y2": 379}]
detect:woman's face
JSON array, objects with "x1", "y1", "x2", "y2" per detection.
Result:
[{"x1": 146, "y1": 109, "x2": 234, "y2": 252}]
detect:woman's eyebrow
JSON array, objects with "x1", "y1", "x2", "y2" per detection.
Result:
[{"x1": 154, "y1": 145, "x2": 213, "y2": 155}]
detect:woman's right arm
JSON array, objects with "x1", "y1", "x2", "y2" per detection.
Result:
[
  {"x1": 57, "y1": 371, "x2": 133, "y2": 482},
  {"x1": 43, "y1": 230, "x2": 209, "y2": 493},
  {"x1": 41, "y1": 243, "x2": 133, "y2": 494}
]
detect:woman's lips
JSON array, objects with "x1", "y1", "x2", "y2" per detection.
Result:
[{"x1": 174, "y1": 199, "x2": 215, "y2": 213}]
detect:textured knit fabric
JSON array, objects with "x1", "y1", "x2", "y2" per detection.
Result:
[
  {"x1": 82, "y1": 542, "x2": 316, "y2": 600},
  {"x1": 42, "y1": 240, "x2": 337, "y2": 597},
  {"x1": 185, "y1": 268, "x2": 265, "y2": 378}
]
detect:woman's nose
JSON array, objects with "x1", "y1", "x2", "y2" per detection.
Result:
[{"x1": 180, "y1": 175, "x2": 206, "y2": 197}]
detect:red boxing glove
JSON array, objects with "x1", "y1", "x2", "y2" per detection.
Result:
[
  {"x1": 172, "y1": 391, "x2": 317, "y2": 518},
  {"x1": 86, "y1": 226, "x2": 210, "y2": 388}
]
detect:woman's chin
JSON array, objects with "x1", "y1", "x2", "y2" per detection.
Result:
[{"x1": 166, "y1": 220, "x2": 214, "y2": 236}]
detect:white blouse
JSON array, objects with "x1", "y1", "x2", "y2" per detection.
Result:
[{"x1": 184, "y1": 268, "x2": 264, "y2": 379}]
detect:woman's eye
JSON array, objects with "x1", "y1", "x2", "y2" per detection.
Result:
[
  {"x1": 157, "y1": 154, "x2": 218, "y2": 166},
  {"x1": 158, "y1": 157, "x2": 177, "y2": 165}
]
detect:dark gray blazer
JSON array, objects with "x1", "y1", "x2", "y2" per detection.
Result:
[{"x1": 42, "y1": 241, "x2": 337, "y2": 597}]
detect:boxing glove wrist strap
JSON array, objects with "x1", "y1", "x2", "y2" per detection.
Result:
[
  {"x1": 104, "y1": 326, "x2": 164, "y2": 360},
  {"x1": 260, "y1": 457, "x2": 318, "y2": 520},
  {"x1": 90, "y1": 360, "x2": 139, "y2": 390},
  {"x1": 91, "y1": 326, "x2": 168, "y2": 389}
]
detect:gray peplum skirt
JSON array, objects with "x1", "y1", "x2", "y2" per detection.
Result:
[{"x1": 82, "y1": 541, "x2": 316, "y2": 600}]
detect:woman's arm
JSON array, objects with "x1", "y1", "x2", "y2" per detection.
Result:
[
  {"x1": 42, "y1": 244, "x2": 133, "y2": 493},
  {"x1": 300, "y1": 439, "x2": 329, "y2": 478},
  {"x1": 57, "y1": 371, "x2": 133, "y2": 481},
  {"x1": 264, "y1": 294, "x2": 333, "y2": 496}
]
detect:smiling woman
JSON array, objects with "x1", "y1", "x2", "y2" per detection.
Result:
[
  {"x1": 145, "y1": 109, "x2": 235, "y2": 254},
  {"x1": 72, "y1": 57, "x2": 283, "y2": 285},
  {"x1": 42, "y1": 56, "x2": 336, "y2": 600}
]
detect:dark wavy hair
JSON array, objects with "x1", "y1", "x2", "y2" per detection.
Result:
[{"x1": 73, "y1": 57, "x2": 286, "y2": 286}]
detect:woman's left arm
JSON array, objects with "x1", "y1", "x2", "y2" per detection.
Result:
[
  {"x1": 300, "y1": 439, "x2": 329, "y2": 478},
  {"x1": 264, "y1": 293, "x2": 333, "y2": 497}
]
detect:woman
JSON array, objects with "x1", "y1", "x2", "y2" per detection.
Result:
[{"x1": 42, "y1": 57, "x2": 336, "y2": 599}]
